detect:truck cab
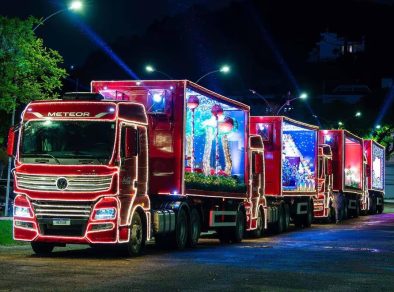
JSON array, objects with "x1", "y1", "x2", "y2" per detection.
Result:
[
  {"x1": 8, "y1": 93, "x2": 150, "y2": 255},
  {"x1": 313, "y1": 144, "x2": 334, "y2": 221}
]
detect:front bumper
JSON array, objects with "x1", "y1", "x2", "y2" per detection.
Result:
[{"x1": 13, "y1": 195, "x2": 119, "y2": 244}]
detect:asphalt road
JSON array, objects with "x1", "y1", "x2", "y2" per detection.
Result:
[{"x1": 1, "y1": 206, "x2": 393, "y2": 291}]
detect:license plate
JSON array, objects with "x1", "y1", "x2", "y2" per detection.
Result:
[{"x1": 53, "y1": 219, "x2": 71, "y2": 226}]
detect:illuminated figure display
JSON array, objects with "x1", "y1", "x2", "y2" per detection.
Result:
[{"x1": 185, "y1": 88, "x2": 244, "y2": 179}]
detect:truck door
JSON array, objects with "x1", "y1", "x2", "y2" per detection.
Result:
[
  {"x1": 119, "y1": 125, "x2": 139, "y2": 196},
  {"x1": 251, "y1": 151, "x2": 264, "y2": 218},
  {"x1": 118, "y1": 124, "x2": 140, "y2": 226}
]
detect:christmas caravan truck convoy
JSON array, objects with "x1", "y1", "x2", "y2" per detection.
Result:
[
  {"x1": 313, "y1": 130, "x2": 385, "y2": 221},
  {"x1": 6, "y1": 80, "x2": 384, "y2": 255}
]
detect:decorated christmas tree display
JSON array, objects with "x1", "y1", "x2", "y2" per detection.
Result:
[{"x1": 282, "y1": 123, "x2": 316, "y2": 192}]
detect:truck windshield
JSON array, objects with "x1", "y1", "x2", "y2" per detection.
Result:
[{"x1": 19, "y1": 120, "x2": 116, "y2": 165}]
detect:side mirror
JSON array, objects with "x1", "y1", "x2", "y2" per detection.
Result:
[{"x1": 7, "y1": 127, "x2": 15, "y2": 157}]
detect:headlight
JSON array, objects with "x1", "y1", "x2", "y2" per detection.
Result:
[
  {"x1": 94, "y1": 208, "x2": 116, "y2": 220},
  {"x1": 14, "y1": 206, "x2": 32, "y2": 218}
]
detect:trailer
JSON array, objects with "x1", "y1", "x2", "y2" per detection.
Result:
[
  {"x1": 318, "y1": 130, "x2": 365, "y2": 219},
  {"x1": 250, "y1": 116, "x2": 318, "y2": 230},
  {"x1": 8, "y1": 80, "x2": 267, "y2": 255},
  {"x1": 363, "y1": 139, "x2": 385, "y2": 214}
]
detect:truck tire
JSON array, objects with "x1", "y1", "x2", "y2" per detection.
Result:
[
  {"x1": 355, "y1": 199, "x2": 360, "y2": 218},
  {"x1": 172, "y1": 207, "x2": 188, "y2": 249},
  {"x1": 377, "y1": 199, "x2": 384, "y2": 214},
  {"x1": 342, "y1": 199, "x2": 348, "y2": 219},
  {"x1": 187, "y1": 208, "x2": 201, "y2": 248},
  {"x1": 283, "y1": 204, "x2": 290, "y2": 231},
  {"x1": 31, "y1": 242, "x2": 54, "y2": 255},
  {"x1": 123, "y1": 211, "x2": 145, "y2": 256},
  {"x1": 303, "y1": 200, "x2": 313, "y2": 228},
  {"x1": 251, "y1": 208, "x2": 264, "y2": 238},
  {"x1": 273, "y1": 205, "x2": 284, "y2": 233},
  {"x1": 231, "y1": 209, "x2": 245, "y2": 243},
  {"x1": 326, "y1": 202, "x2": 335, "y2": 223}
]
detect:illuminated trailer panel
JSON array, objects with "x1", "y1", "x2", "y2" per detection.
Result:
[
  {"x1": 319, "y1": 130, "x2": 364, "y2": 194},
  {"x1": 364, "y1": 139, "x2": 385, "y2": 192},
  {"x1": 250, "y1": 116, "x2": 318, "y2": 197}
]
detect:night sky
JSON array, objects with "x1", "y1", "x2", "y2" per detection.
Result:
[
  {"x1": 2, "y1": 0, "x2": 394, "y2": 131},
  {"x1": 2, "y1": 0, "x2": 240, "y2": 66}
]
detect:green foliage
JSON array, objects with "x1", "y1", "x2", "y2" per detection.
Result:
[
  {"x1": 185, "y1": 172, "x2": 247, "y2": 193},
  {"x1": 0, "y1": 16, "x2": 67, "y2": 145},
  {"x1": 0, "y1": 220, "x2": 27, "y2": 245},
  {"x1": 0, "y1": 16, "x2": 67, "y2": 112},
  {"x1": 364, "y1": 125, "x2": 394, "y2": 160}
]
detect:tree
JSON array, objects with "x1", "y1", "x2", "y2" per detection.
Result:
[
  {"x1": 0, "y1": 16, "x2": 67, "y2": 142},
  {"x1": 365, "y1": 125, "x2": 394, "y2": 161}
]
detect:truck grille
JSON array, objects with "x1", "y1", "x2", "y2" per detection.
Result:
[
  {"x1": 16, "y1": 174, "x2": 112, "y2": 192},
  {"x1": 32, "y1": 200, "x2": 92, "y2": 219},
  {"x1": 32, "y1": 200, "x2": 93, "y2": 237}
]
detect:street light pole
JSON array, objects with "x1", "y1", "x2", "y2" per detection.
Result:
[
  {"x1": 195, "y1": 65, "x2": 230, "y2": 84},
  {"x1": 33, "y1": 1, "x2": 83, "y2": 32},
  {"x1": 249, "y1": 89, "x2": 274, "y2": 114},
  {"x1": 276, "y1": 92, "x2": 308, "y2": 115},
  {"x1": 33, "y1": 9, "x2": 67, "y2": 31},
  {"x1": 145, "y1": 65, "x2": 174, "y2": 79}
]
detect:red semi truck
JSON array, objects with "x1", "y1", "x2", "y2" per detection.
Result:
[
  {"x1": 8, "y1": 80, "x2": 270, "y2": 255},
  {"x1": 250, "y1": 116, "x2": 318, "y2": 230},
  {"x1": 363, "y1": 139, "x2": 385, "y2": 213},
  {"x1": 316, "y1": 130, "x2": 365, "y2": 219}
]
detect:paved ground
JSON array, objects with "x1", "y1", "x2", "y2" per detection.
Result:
[{"x1": 1, "y1": 205, "x2": 393, "y2": 291}]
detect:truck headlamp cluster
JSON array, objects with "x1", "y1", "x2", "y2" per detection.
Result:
[
  {"x1": 94, "y1": 208, "x2": 116, "y2": 220},
  {"x1": 14, "y1": 206, "x2": 32, "y2": 218}
]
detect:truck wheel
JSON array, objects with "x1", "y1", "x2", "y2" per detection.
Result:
[
  {"x1": 304, "y1": 200, "x2": 313, "y2": 228},
  {"x1": 187, "y1": 208, "x2": 201, "y2": 248},
  {"x1": 327, "y1": 202, "x2": 335, "y2": 223},
  {"x1": 283, "y1": 204, "x2": 290, "y2": 231},
  {"x1": 355, "y1": 200, "x2": 360, "y2": 218},
  {"x1": 377, "y1": 199, "x2": 384, "y2": 214},
  {"x1": 251, "y1": 208, "x2": 264, "y2": 238},
  {"x1": 369, "y1": 196, "x2": 376, "y2": 214},
  {"x1": 342, "y1": 199, "x2": 348, "y2": 220},
  {"x1": 123, "y1": 211, "x2": 145, "y2": 256},
  {"x1": 231, "y1": 209, "x2": 245, "y2": 243},
  {"x1": 31, "y1": 242, "x2": 54, "y2": 255},
  {"x1": 172, "y1": 207, "x2": 188, "y2": 249},
  {"x1": 274, "y1": 205, "x2": 284, "y2": 233}
]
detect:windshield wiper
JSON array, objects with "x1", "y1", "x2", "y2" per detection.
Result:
[{"x1": 22, "y1": 153, "x2": 61, "y2": 165}]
